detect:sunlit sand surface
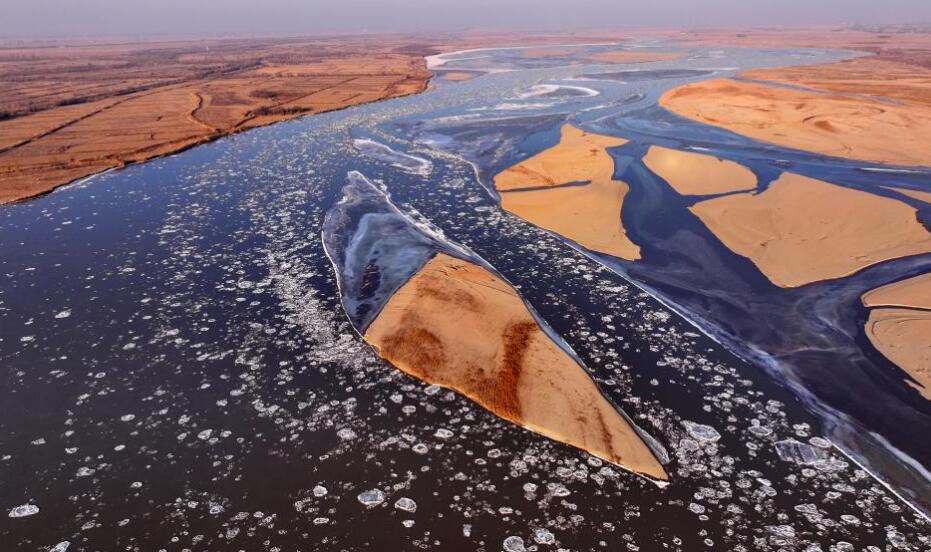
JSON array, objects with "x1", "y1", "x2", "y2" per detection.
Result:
[
  {"x1": 660, "y1": 78, "x2": 931, "y2": 167},
  {"x1": 643, "y1": 145, "x2": 758, "y2": 195},
  {"x1": 442, "y1": 72, "x2": 476, "y2": 81},
  {"x1": 494, "y1": 124, "x2": 640, "y2": 260},
  {"x1": 864, "y1": 309, "x2": 931, "y2": 401},
  {"x1": 690, "y1": 173, "x2": 931, "y2": 287},
  {"x1": 741, "y1": 58, "x2": 931, "y2": 108},
  {"x1": 863, "y1": 272, "x2": 931, "y2": 311},
  {"x1": 862, "y1": 273, "x2": 931, "y2": 400},
  {"x1": 364, "y1": 253, "x2": 668, "y2": 480}
]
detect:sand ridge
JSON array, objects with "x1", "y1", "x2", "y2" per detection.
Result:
[
  {"x1": 642, "y1": 145, "x2": 758, "y2": 196},
  {"x1": 689, "y1": 172, "x2": 931, "y2": 288},
  {"x1": 659, "y1": 78, "x2": 931, "y2": 168},
  {"x1": 364, "y1": 252, "x2": 668, "y2": 480},
  {"x1": 494, "y1": 124, "x2": 640, "y2": 260}
]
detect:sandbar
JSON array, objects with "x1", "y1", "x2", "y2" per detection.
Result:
[
  {"x1": 590, "y1": 51, "x2": 683, "y2": 64},
  {"x1": 364, "y1": 252, "x2": 668, "y2": 480},
  {"x1": 863, "y1": 272, "x2": 931, "y2": 311},
  {"x1": 741, "y1": 57, "x2": 931, "y2": 109},
  {"x1": 660, "y1": 78, "x2": 931, "y2": 167},
  {"x1": 494, "y1": 124, "x2": 640, "y2": 260},
  {"x1": 861, "y1": 272, "x2": 931, "y2": 400},
  {"x1": 642, "y1": 145, "x2": 758, "y2": 195},
  {"x1": 864, "y1": 309, "x2": 931, "y2": 401},
  {"x1": 689, "y1": 172, "x2": 931, "y2": 287},
  {"x1": 441, "y1": 72, "x2": 476, "y2": 81},
  {"x1": 522, "y1": 48, "x2": 575, "y2": 58}
]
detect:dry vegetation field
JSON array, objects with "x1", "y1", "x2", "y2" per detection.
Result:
[{"x1": 0, "y1": 35, "x2": 444, "y2": 203}]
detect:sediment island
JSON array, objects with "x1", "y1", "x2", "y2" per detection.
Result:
[{"x1": 364, "y1": 252, "x2": 668, "y2": 480}]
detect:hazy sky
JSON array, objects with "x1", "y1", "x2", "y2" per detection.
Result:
[{"x1": 4, "y1": 0, "x2": 931, "y2": 37}]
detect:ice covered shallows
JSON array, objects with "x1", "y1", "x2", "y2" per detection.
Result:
[
  {"x1": 323, "y1": 171, "x2": 668, "y2": 481},
  {"x1": 322, "y1": 171, "x2": 456, "y2": 330}
]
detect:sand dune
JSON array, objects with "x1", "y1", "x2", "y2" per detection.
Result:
[
  {"x1": 660, "y1": 78, "x2": 931, "y2": 168},
  {"x1": 364, "y1": 253, "x2": 668, "y2": 480},
  {"x1": 643, "y1": 145, "x2": 757, "y2": 196},
  {"x1": 494, "y1": 124, "x2": 640, "y2": 260},
  {"x1": 690, "y1": 173, "x2": 931, "y2": 287}
]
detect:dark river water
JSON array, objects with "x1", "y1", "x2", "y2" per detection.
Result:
[{"x1": 2, "y1": 42, "x2": 929, "y2": 550}]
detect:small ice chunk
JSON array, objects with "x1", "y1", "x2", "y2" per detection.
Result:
[
  {"x1": 774, "y1": 439, "x2": 829, "y2": 465},
  {"x1": 51, "y1": 542, "x2": 70, "y2": 552},
  {"x1": 313, "y1": 485, "x2": 328, "y2": 497},
  {"x1": 503, "y1": 536, "x2": 526, "y2": 552},
  {"x1": 394, "y1": 497, "x2": 417, "y2": 513},
  {"x1": 55, "y1": 310, "x2": 71, "y2": 319},
  {"x1": 809, "y1": 437, "x2": 831, "y2": 449},
  {"x1": 357, "y1": 489, "x2": 386, "y2": 507},
  {"x1": 682, "y1": 421, "x2": 721, "y2": 443},
  {"x1": 767, "y1": 525, "x2": 796, "y2": 538},
  {"x1": 9, "y1": 504, "x2": 39, "y2": 518},
  {"x1": 337, "y1": 428, "x2": 357, "y2": 441},
  {"x1": 434, "y1": 428, "x2": 454, "y2": 440},
  {"x1": 533, "y1": 528, "x2": 555, "y2": 545}
]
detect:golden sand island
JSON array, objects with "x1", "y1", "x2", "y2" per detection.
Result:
[
  {"x1": 494, "y1": 124, "x2": 640, "y2": 260},
  {"x1": 659, "y1": 78, "x2": 931, "y2": 168},
  {"x1": 861, "y1": 273, "x2": 931, "y2": 401},
  {"x1": 642, "y1": 145, "x2": 758, "y2": 195},
  {"x1": 364, "y1": 252, "x2": 668, "y2": 480},
  {"x1": 689, "y1": 172, "x2": 931, "y2": 288}
]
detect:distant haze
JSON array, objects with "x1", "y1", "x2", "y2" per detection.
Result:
[{"x1": 4, "y1": 0, "x2": 931, "y2": 37}]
